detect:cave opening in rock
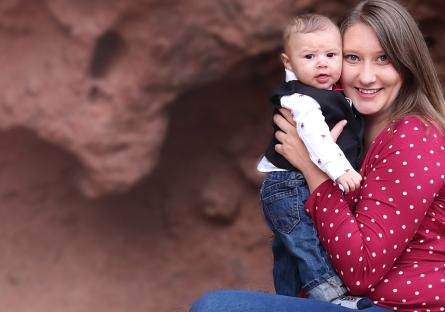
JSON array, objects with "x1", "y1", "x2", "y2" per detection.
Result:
[{"x1": 88, "y1": 30, "x2": 126, "y2": 79}]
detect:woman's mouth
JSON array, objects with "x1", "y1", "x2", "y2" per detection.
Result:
[
  {"x1": 357, "y1": 88, "x2": 381, "y2": 94},
  {"x1": 356, "y1": 88, "x2": 382, "y2": 97}
]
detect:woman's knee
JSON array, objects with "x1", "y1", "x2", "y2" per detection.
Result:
[{"x1": 189, "y1": 290, "x2": 233, "y2": 312}]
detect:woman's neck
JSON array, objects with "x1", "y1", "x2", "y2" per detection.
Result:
[{"x1": 364, "y1": 114, "x2": 391, "y2": 151}]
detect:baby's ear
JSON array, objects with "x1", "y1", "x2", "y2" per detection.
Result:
[{"x1": 280, "y1": 53, "x2": 292, "y2": 71}]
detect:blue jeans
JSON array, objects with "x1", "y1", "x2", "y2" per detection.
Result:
[
  {"x1": 189, "y1": 290, "x2": 389, "y2": 312},
  {"x1": 260, "y1": 171, "x2": 344, "y2": 299}
]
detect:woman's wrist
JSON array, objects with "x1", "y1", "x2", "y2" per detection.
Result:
[{"x1": 301, "y1": 161, "x2": 329, "y2": 192}]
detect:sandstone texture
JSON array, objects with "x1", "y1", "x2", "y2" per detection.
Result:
[{"x1": 0, "y1": 0, "x2": 444, "y2": 311}]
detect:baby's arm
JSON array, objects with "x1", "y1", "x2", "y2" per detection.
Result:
[{"x1": 280, "y1": 93, "x2": 361, "y2": 192}]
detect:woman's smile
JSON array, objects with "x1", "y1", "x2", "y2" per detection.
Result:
[{"x1": 357, "y1": 88, "x2": 381, "y2": 95}]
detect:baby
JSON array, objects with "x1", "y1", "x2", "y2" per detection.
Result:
[{"x1": 258, "y1": 14, "x2": 371, "y2": 309}]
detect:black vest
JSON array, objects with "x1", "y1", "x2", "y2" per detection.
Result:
[{"x1": 264, "y1": 80, "x2": 364, "y2": 171}]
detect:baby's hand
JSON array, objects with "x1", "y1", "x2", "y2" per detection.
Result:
[{"x1": 336, "y1": 169, "x2": 362, "y2": 193}]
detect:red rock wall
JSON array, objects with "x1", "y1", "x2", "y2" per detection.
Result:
[{"x1": 0, "y1": 1, "x2": 444, "y2": 311}]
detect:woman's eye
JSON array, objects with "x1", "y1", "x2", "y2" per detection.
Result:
[
  {"x1": 377, "y1": 55, "x2": 389, "y2": 63},
  {"x1": 304, "y1": 54, "x2": 315, "y2": 60},
  {"x1": 345, "y1": 54, "x2": 359, "y2": 62}
]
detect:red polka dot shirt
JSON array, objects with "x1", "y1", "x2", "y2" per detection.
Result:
[{"x1": 305, "y1": 116, "x2": 445, "y2": 311}]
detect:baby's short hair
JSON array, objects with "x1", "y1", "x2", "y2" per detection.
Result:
[{"x1": 283, "y1": 14, "x2": 338, "y2": 44}]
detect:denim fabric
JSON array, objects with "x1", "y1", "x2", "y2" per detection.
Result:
[
  {"x1": 260, "y1": 171, "x2": 343, "y2": 298},
  {"x1": 190, "y1": 290, "x2": 390, "y2": 312}
]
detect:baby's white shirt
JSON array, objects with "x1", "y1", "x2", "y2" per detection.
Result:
[{"x1": 257, "y1": 69, "x2": 353, "y2": 181}]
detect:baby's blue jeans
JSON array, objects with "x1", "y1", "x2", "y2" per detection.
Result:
[{"x1": 260, "y1": 170, "x2": 345, "y2": 300}]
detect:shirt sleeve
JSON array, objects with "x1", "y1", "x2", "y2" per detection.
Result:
[
  {"x1": 304, "y1": 118, "x2": 445, "y2": 294},
  {"x1": 280, "y1": 93, "x2": 354, "y2": 181}
]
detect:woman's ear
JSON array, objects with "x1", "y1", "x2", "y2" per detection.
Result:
[{"x1": 280, "y1": 53, "x2": 293, "y2": 71}]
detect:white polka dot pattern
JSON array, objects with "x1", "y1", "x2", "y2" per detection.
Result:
[{"x1": 305, "y1": 117, "x2": 445, "y2": 311}]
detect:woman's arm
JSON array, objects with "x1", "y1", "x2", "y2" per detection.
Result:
[{"x1": 303, "y1": 118, "x2": 444, "y2": 293}]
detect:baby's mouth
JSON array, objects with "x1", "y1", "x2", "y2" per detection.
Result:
[{"x1": 316, "y1": 74, "x2": 330, "y2": 83}]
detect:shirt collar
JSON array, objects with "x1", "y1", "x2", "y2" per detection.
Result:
[{"x1": 285, "y1": 68, "x2": 297, "y2": 82}]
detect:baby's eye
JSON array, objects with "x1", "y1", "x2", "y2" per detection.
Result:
[
  {"x1": 327, "y1": 52, "x2": 336, "y2": 58},
  {"x1": 304, "y1": 54, "x2": 315, "y2": 60},
  {"x1": 344, "y1": 54, "x2": 359, "y2": 62}
]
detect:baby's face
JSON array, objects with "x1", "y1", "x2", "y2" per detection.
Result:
[{"x1": 283, "y1": 27, "x2": 342, "y2": 89}]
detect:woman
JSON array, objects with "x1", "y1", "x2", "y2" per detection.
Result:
[{"x1": 190, "y1": 0, "x2": 445, "y2": 311}]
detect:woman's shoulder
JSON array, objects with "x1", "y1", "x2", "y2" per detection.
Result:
[
  {"x1": 373, "y1": 115, "x2": 444, "y2": 151},
  {"x1": 392, "y1": 115, "x2": 443, "y2": 138},
  {"x1": 394, "y1": 115, "x2": 427, "y2": 129}
]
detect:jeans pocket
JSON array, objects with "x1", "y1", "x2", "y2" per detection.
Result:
[{"x1": 261, "y1": 180, "x2": 302, "y2": 235}]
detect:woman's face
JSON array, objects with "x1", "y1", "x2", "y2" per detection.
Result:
[{"x1": 340, "y1": 22, "x2": 402, "y2": 120}]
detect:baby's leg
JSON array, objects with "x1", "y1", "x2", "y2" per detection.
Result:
[{"x1": 261, "y1": 171, "x2": 303, "y2": 296}]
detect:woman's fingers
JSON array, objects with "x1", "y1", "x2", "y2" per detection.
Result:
[
  {"x1": 274, "y1": 130, "x2": 294, "y2": 157},
  {"x1": 274, "y1": 143, "x2": 283, "y2": 155},
  {"x1": 278, "y1": 108, "x2": 295, "y2": 126},
  {"x1": 274, "y1": 131, "x2": 286, "y2": 156},
  {"x1": 331, "y1": 120, "x2": 347, "y2": 142},
  {"x1": 273, "y1": 112, "x2": 312, "y2": 169},
  {"x1": 274, "y1": 129, "x2": 285, "y2": 142},
  {"x1": 273, "y1": 113, "x2": 295, "y2": 134}
]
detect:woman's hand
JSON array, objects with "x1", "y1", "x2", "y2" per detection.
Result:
[
  {"x1": 273, "y1": 110, "x2": 311, "y2": 171},
  {"x1": 274, "y1": 109, "x2": 348, "y2": 192},
  {"x1": 331, "y1": 119, "x2": 348, "y2": 142}
]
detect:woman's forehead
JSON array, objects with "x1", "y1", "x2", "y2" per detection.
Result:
[{"x1": 342, "y1": 22, "x2": 383, "y2": 52}]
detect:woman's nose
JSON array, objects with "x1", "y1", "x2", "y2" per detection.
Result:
[{"x1": 359, "y1": 62, "x2": 377, "y2": 85}]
